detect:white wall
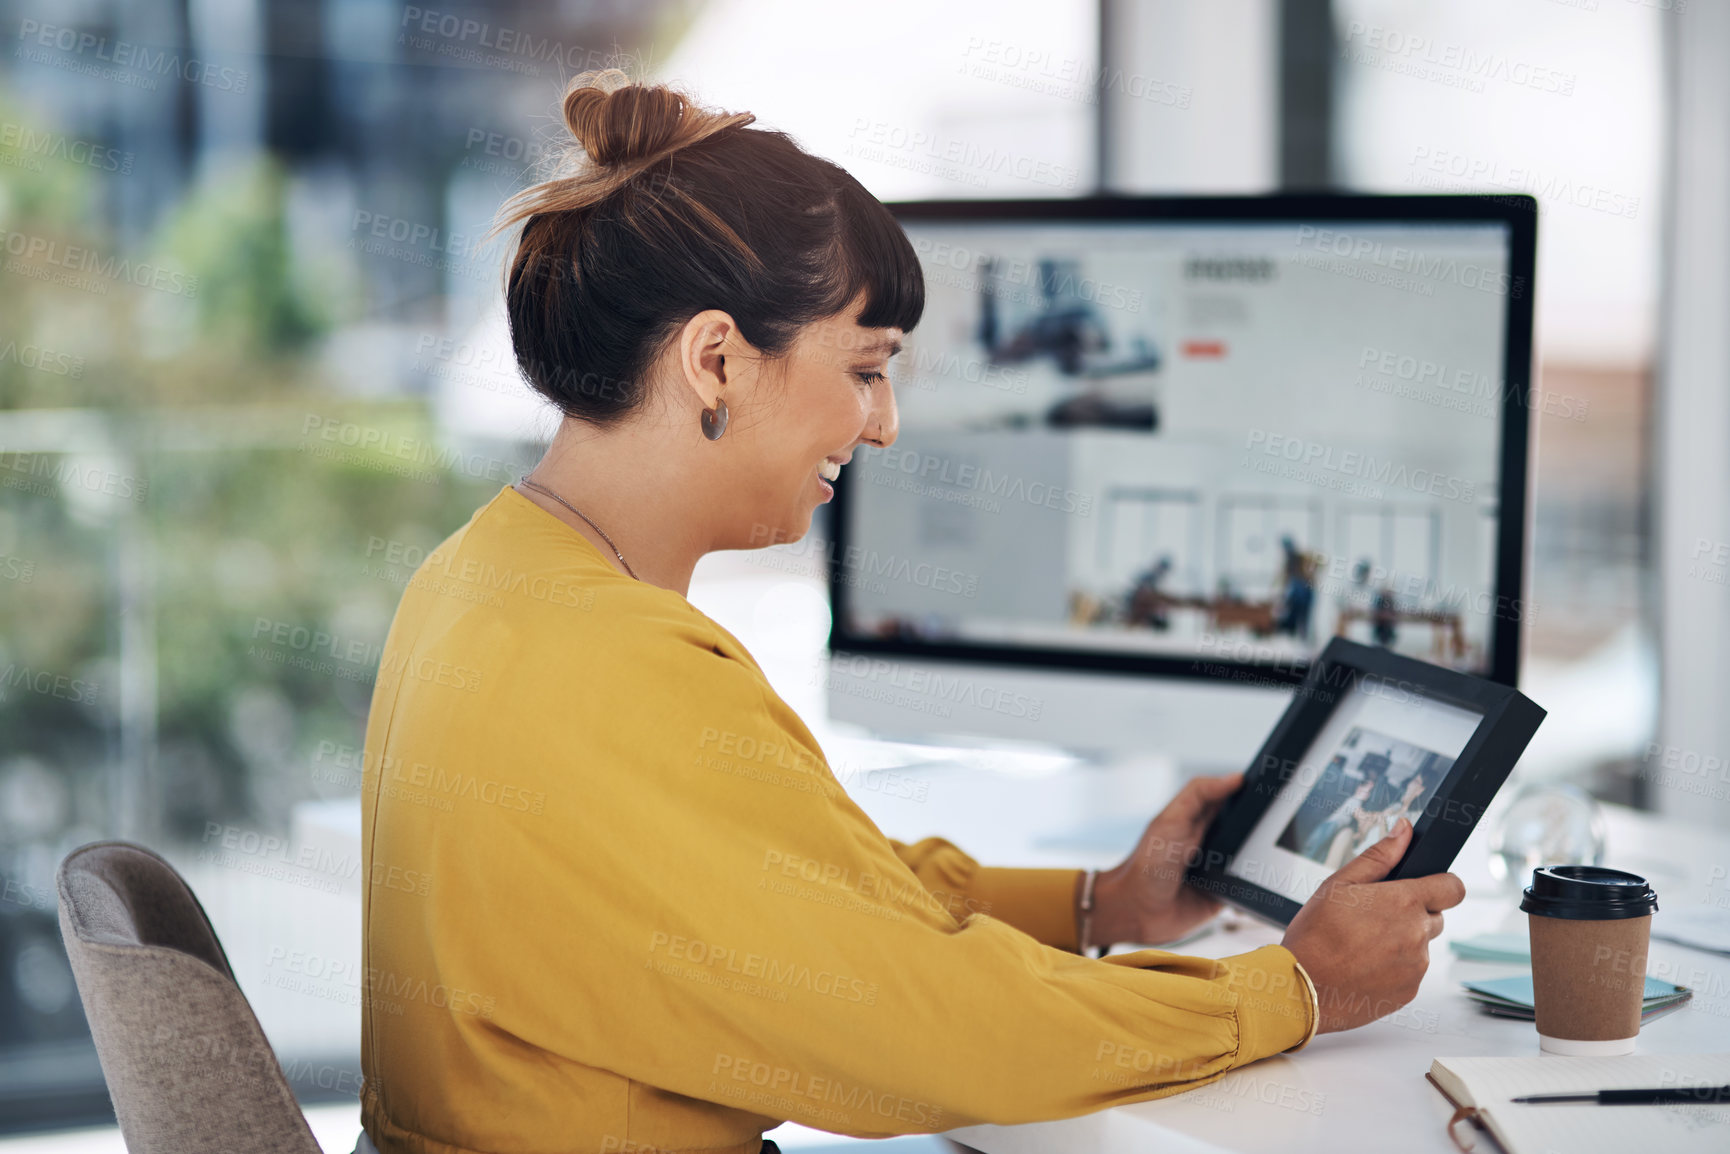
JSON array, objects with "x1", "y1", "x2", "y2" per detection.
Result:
[
  {"x1": 1653, "y1": 1, "x2": 1730, "y2": 829},
  {"x1": 1099, "y1": 0, "x2": 1279, "y2": 193}
]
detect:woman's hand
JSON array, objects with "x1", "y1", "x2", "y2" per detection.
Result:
[
  {"x1": 1081, "y1": 772, "x2": 1244, "y2": 949},
  {"x1": 1282, "y1": 819, "x2": 1465, "y2": 1033}
]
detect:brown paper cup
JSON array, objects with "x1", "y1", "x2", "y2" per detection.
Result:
[{"x1": 1527, "y1": 911, "x2": 1651, "y2": 1055}]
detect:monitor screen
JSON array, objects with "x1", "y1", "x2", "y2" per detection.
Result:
[{"x1": 832, "y1": 198, "x2": 1534, "y2": 685}]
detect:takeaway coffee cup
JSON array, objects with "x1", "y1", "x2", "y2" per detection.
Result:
[{"x1": 1521, "y1": 865, "x2": 1659, "y2": 1055}]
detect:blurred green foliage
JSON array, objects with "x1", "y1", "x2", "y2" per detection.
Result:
[
  {"x1": 1, "y1": 89, "x2": 522, "y2": 841},
  {"x1": 158, "y1": 156, "x2": 335, "y2": 358}
]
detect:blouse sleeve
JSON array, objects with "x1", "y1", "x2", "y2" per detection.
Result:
[
  {"x1": 887, "y1": 837, "x2": 1083, "y2": 951},
  {"x1": 428, "y1": 603, "x2": 1318, "y2": 1139}
]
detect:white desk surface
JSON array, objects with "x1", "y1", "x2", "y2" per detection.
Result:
[{"x1": 822, "y1": 740, "x2": 1730, "y2": 1154}]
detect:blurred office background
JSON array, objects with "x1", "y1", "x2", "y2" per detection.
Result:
[{"x1": 2, "y1": 0, "x2": 1726, "y2": 1137}]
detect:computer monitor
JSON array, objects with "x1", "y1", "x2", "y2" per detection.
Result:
[{"x1": 824, "y1": 195, "x2": 1536, "y2": 768}]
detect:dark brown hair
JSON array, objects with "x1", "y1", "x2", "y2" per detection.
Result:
[{"x1": 495, "y1": 70, "x2": 925, "y2": 424}]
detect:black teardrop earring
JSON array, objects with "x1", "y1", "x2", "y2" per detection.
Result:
[{"x1": 700, "y1": 397, "x2": 729, "y2": 440}]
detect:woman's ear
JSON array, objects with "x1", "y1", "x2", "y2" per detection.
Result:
[{"x1": 675, "y1": 309, "x2": 748, "y2": 411}]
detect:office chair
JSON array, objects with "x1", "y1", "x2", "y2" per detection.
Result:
[{"x1": 56, "y1": 840, "x2": 377, "y2": 1154}]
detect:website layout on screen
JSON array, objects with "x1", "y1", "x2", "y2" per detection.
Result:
[
  {"x1": 1224, "y1": 678, "x2": 1484, "y2": 906},
  {"x1": 844, "y1": 220, "x2": 1516, "y2": 674}
]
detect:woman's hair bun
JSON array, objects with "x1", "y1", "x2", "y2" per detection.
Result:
[
  {"x1": 495, "y1": 71, "x2": 925, "y2": 430},
  {"x1": 561, "y1": 69, "x2": 753, "y2": 172}
]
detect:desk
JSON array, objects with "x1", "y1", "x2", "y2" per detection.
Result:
[{"x1": 822, "y1": 740, "x2": 1730, "y2": 1154}]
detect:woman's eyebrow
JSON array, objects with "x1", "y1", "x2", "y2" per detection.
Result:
[{"x1": 854, "y1": 337, "x2": 903, "y2": 358}]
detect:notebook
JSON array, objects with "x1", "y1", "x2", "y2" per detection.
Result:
[
  {"x1": 1427, "y1": 1054, "x2": 1730, "y2": 1154},
  {"x1": 1450, "y1": 931, "x2": 1533, "y2": 963},
  {"x1": 1461, "y1": 974, "x2": 1693, "y2": 1024}
]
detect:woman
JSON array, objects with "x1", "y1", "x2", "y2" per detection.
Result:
[
  {"x1": 1342, "y1": 767, "x2": 1440, "y2": 864},
  {"x1": 1298, "y1": 762, "x2": 1384, "y2": 866},
  {"x1": 357, "y1": 71, "x2": 1462, "y2": 1154}
]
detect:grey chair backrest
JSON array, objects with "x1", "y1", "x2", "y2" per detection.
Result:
[{"x1": 56, "y1": 839, "x2": 324, "y2": 1154}]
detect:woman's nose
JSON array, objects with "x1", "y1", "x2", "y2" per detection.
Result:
[{"x1": 869, "y1": 386, "x2": 899, "y2": 448}]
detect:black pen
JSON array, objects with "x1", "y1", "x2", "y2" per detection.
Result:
[{"x1": 1512, "y1": 1084, "x2": 1730, "y2": 1105}]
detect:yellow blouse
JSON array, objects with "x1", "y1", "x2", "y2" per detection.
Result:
[{"x1": 359, "y1": 485, "x2": 1316, "y2": 1154}]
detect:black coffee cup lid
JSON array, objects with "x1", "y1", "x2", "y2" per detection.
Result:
[{"x1": 1521, "y1": 865, "x2": 1658, "y2": 920}]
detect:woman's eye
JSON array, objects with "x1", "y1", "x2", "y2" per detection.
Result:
[{"x1": 854, "y1": 370, "x2": 887, "y2": 388}]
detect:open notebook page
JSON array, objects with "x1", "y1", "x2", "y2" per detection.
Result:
[{"x1": 1431, "y1": 1054, "x2": 1730, "y2": 1154}]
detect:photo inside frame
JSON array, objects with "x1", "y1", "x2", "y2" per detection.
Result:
[
  {"x1": 1225, "y1": 677, "x2": 1483, "y2": 908},
  {"x1": 1274, "y1": 725, "x2": 1455, "y2": 871}
]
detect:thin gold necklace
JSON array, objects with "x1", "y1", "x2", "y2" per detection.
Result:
[{"x1": 517, "y1": 476, "x2": 638, "y2": 580}]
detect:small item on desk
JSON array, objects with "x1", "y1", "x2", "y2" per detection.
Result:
[
  {"x1": 1427, "y1": 1054, "x2": 1730, "y2": 1154},
  {"x1": 1450, "y1": 930, "x2": 1533, "y2": 963},
  {"x1": 1461, "y1": 973, "x2": 1692, "y2": 1025},
  {"x1": 1511, "y1": 1083, "x2": 1730, "y2": 1105},
  {"x1": 1521, "y1": 865, "x2": 1659, "y2": 1055}
]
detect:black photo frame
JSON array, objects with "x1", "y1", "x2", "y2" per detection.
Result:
[{"x1": 1185, "y1": 637, "x2": 1545, "y2": 926}]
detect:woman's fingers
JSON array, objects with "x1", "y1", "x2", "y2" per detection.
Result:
[{"x1": 1162, "y1": 772, "x2": 1245, "y2": 825}]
